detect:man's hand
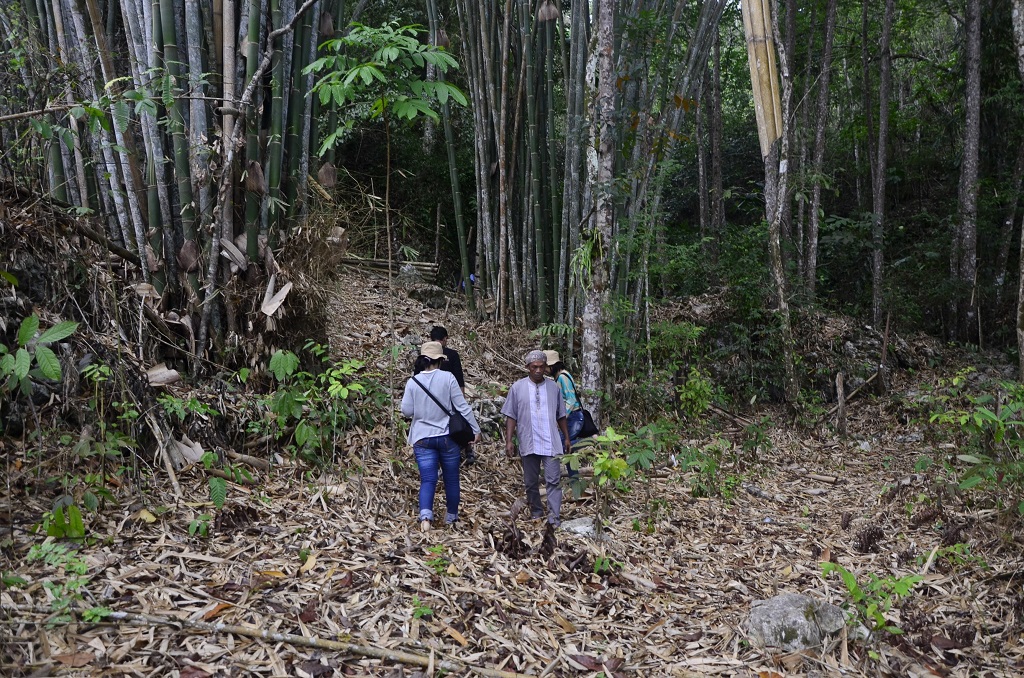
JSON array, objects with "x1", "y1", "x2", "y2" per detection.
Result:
[{"x1": 505, "y1": 440, "x2": 518, "y2": 459}]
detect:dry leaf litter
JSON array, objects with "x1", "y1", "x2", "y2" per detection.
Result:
[{"x1": 1, "y1": 222, "x2": 1023, "y2": 676}]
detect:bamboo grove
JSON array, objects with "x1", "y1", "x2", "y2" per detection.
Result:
[{"x1": 4, "y1": 0, "x2": 1024, "y2": 405}]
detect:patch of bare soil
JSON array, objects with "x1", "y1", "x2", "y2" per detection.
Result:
[{"x1": 2, "y1": 264, "x2": 1023, "y2": 677}]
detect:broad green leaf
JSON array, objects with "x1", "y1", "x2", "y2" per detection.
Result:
[
  {"x1": 0, "y1": 354, "x2": 13, "y2": 375},
  {"x1": 18, "y1": 315, "x2": 39, "y2": 347},
  {"x1": 67, "y1": 504, "x2": 85, "y2": 538},
  {"x1": 38, "y1": 320, "x2": 78, "y2": 344},
  {"x1": 436, "y1": 84, "x2": 449, "y2": 105},
  {"x1": 958, "y1": 475, "x2": 985, "y2": 490},
  {"x1": 34, "y1": 346, "x2": 60, "y2": 381},
  {"x1": 82, "y1": 491, "x2": 99, "y2": 512},
  {"x1": 0, "y1": 269, "x2": 17, "y2": 286},
  {"x1": 13, "y1": 348, "x2": 30, "y2": 380},
  {"x1": 209, "y1": 476, "x2": 227, "y2": 509}
]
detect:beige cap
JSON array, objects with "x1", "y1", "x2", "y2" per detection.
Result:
[
  {"x1": 544, "y1": 350, "x2": 560, "y2": 366},
  {"x1": 420, "y1": 341, "x2": 447, "y2": 361}
]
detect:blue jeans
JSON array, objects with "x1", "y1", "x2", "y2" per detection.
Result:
[
  {"x1": 413, "y1": 435, "x2": 461, "y2": 523},
  {"x1": 561, "y1": 409, "x2": 585, "y2": 477}
]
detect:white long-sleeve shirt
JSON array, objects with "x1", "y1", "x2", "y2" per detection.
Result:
[{"x1": 400, "y1": 369, "x2": 480, "y2": 444}]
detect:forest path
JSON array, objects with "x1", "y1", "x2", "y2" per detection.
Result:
[{"x1": 3, "y1": 273, "x2": 1020, "y2": 677}]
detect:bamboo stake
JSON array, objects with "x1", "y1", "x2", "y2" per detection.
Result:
[{"x1": 7, "y1": 606, "x2": 534, "y2": 678}]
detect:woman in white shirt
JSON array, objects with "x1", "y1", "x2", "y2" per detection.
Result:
[{"x1": 400, "y1": 341, "x2": 480, "y2": 531}]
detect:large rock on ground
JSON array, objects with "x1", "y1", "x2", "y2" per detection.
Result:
[{"x1": 746, "y1": 593, "x2": 846, "y2": 653}]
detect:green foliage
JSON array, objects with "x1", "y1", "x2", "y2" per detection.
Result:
[
  {"x1": 189, "y1": 513, "x2": 212, "y2": 538},
  {"x1": 411, "y1": 595, "x2": 433, "y2": 619},
  {"x1": 593, "y1": 555, "x2": 622, "y2": 576},
  {"x1": 425, "y1": 544, "x2": 449, "y2": 576},
  {"x1": 27, "y1": 541, "x2": 90, "y2": 624},
  {"x1": 675, "y1": 368, "x2": 713, "y2": 420},
  {"x1": 260, "y1": 343, "x2": 383, "y2": 465},
  {"x1": 306, "y1": 22, "x2": 466, "y2": 153},
  {"x1": 0, "y1": 315, "x2": 78, "y2": 402},
  {"x1": 928, "y1": 377, "x2": 1024, "y2": 514},
  {"x1": 38, "y1": 504, "x2": 86, "y2": 540},
  {"x1": 821, "y1": 562, "x2": 922, "y2": 635}
]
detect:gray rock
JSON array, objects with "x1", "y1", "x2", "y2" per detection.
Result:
[
  {"x1": 746, "y1": 593, "x2": 847, "y2": 653},
  {"x1": 395, "y1": 263, "x2": 424, "y2": 288},
  {"x1": 407, "y1": 284, "x2": 447, "y2": 308}
]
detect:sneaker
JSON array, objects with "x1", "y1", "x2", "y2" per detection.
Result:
[{"x1": 420, "y1": 519, "x2": 431, "y2": 532}]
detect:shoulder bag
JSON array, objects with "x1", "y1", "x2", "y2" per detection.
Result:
[
  {"x1": 563, "y1": 372, "x2": 599, "y2": 438},
  {"x1": 411, "y1": 375, "x2": 475, "y2": 446}
]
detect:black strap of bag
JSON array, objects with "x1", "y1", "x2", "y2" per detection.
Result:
[
  {"x1": 411, "y1": 374, "x2": 474, "y2": 446},
  {"x1": 411, "y1": 374, "x2": 454, "y2": 417}
]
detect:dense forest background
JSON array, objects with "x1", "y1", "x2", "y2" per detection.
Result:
[{"x1": 2, "y1": 0, "x2": 1023, "y2": 410}]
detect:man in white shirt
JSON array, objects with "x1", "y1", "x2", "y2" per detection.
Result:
[{"x1": 501, "y1": 350, "x2": 571, "y2": 526}]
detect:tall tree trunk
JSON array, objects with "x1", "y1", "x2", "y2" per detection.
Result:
[
  {"x1": 805, "y1": 0, "x2": 838, "y2": 298},
  {"x1": 709, "y1": 29, "x2": 724, "y2": 268},
  {"x1": 952, "y1": 0, "x2": 981, "y2": 342},
  {"x1": 1013, "y1": 0, "x2": 1024, "y2": 376},
  {"x1": 742, "y1": 0, "x2": 797, "y2": 403},
  {"x1": 871, "y1": 0, "x2": 895, "y2": 328},
  {"x1": 581, "y1": 0, "x2": 614, "y2": 424},
  {"x1": 995, "y1": 142, "x2": 1024, "y2": 306}
]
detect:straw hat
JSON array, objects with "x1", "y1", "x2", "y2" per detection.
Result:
[
  {"x1": 420, "y1": 341, "x2": 447, "y2": 361},
  {"x1": 543, "y1": 350, "x2": 560, "y2": 366}
]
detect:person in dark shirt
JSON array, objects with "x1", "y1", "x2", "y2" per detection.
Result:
[
  {"x1": 429, "y1": 326, "x2": 476, "y2": 465},
  {"x1": 430, "y1": 326, "x2": 465, "y2": 391}
]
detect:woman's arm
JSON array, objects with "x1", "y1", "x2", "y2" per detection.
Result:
[
  {"x1": 449, "y1": 375, "x2": 480, "y2": 433},
  {"x1": 400, "y1": 381, "x2": 415, "y2": 418}
]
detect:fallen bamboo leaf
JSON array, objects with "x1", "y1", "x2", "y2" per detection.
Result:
[
  {"x1": 202, "y1": 602, "x2": 233, "y2": 621},
  {"x1": 445, "y1": 626, "x2": 469, "y2": 647},
  {"x1": 53, "y1": 652, "x2": 94, "y2": 667},
  {"x1": 300, "y1": 553, "x2": 317, "y2": 574}
]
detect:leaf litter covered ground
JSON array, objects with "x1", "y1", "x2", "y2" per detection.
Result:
[{"x1": 3, "y1": 271, "x2": 1024, "y2": 677}]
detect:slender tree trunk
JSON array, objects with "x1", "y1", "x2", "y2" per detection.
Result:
[
  {"x1": 805, "y1": 0, "x2": 838, "y2": 298},
  {"x1": 709, "y1": 29, "x2": 724, "y2": 267},
  {"x1": 995, "y1": 142, "x2": 1024, "y2": 306},
  {"x1": 1012, "y1": 0, "x2": 1024, "y2": 375},
  {"x1": 952, "y1": 0, "x2": 981, "y2": 342},
  {"x1": 871, "y1": 0, "x2": 895, "y2": 328}
]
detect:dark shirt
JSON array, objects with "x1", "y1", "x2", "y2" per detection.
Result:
[{"x1": 441, "y1": 346, "x2": 465, "y2": 388}]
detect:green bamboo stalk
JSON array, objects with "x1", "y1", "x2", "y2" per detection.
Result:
[
  {"x1": 284, "y1": 0, "x2": 311, "y2": 222},
  {"x1": 266, "y1": 0, "x2": 284, "y2": 239},
  {"x1": 243, "y1": 0, "x2": 263, "y2": 266},
  {"x1": 159, "y1": 0, "x2": 199, "y2": 296},
  {"x1": 521, "y1": 0, "x2": 548, "y2": 323},
  {"x1": 541, "y1": 4, "x2": 561, "y2": 319},
  {"x1": 427, "y1": 0, "x2": 474, "y2": 310}
]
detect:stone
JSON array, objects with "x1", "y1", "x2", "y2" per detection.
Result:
[
  {"x1": 407, "y1": 284, "x2": 447, "y2": 309},
  {"x1": 746, "y1": 593, "x2": 847, "y2": 653}
]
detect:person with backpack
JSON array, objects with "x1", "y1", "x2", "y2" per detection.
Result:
[
  {"x1": 401, "y1": 341, "x2": 481, "y2": 531},
  {"x1": 429, "y1": 325, "x2": 478, "y2": 466},
  {"x1": 545, "y1": 350, "x2": 585, "y2": 445}
]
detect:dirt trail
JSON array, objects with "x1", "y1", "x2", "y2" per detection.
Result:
[{"x1": 2, "y1": 272, "x2": 1022, "y2": 677}]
